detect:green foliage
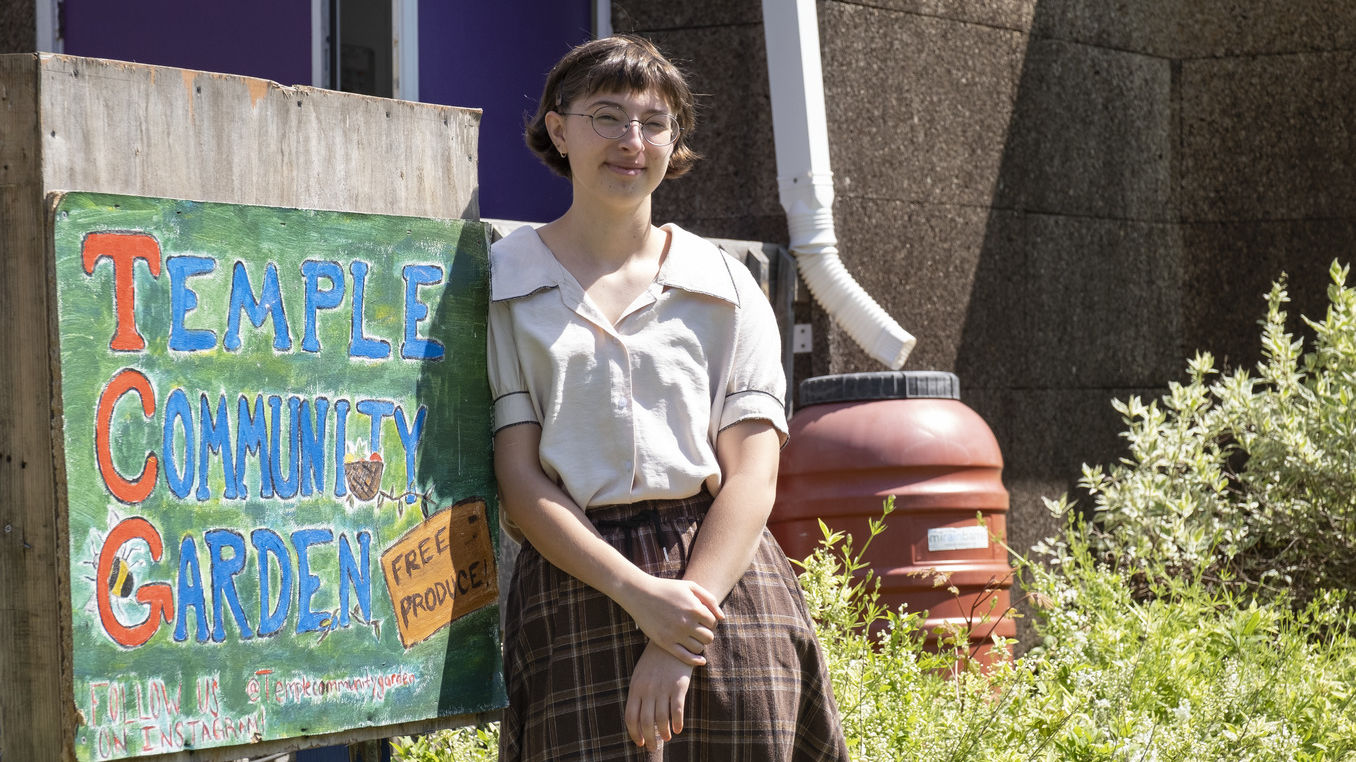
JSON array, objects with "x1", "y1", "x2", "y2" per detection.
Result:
[
  {"x1": 400, "y1": 507, "x2": 1356, "y2": 761},
  {"x1": 392, "y1": 263, "x2": 1356, "y2": 760},
  {"x1": 389, "y1": 723, "x2": 498, "y2": 762},
  {"x1": 1081, "y1": 261, "x2": 1356, "y2": 602},
  {"x1": 804, "y1": 507, "x2": 1356, "y2": 761}
]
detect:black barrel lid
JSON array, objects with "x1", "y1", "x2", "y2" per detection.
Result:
[{"x1": 798, "y1": 371, "x2": 960, "y2": 407}]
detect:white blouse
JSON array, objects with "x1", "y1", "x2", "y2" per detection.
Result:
[{"x1": 487, "y1": 223, "x2": 788, "y2": 520}]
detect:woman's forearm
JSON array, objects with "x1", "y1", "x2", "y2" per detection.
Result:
[
  {"x1": 495, "y1": 424, "x2": 646, "y2": 603},
  {"x1": 495, "y1": 424, "x2": 722, "y2": 664},
  {"x1": 681, "y1": 421, "x2": 782, "y2": 602}
]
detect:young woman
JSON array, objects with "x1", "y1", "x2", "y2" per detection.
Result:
[{"x1": 488, "y1": 35, "x2": 849, "y2": 761}]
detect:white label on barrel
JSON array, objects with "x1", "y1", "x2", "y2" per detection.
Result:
[{"x1": 927, "y1": 525, "x2": 990, "y2": 552}]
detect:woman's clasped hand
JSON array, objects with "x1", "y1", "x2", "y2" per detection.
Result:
[{"x1": 619, "y1": 575, "x2": 724, "y2": 666}]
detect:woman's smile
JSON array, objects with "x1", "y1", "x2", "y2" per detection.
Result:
[{"x1": 607, "y1": 161, "x2": 645, "y2": 176}]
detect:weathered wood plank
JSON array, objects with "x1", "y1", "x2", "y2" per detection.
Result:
[
  {"x1": 35, "y1": 54, "x2": 480, "y2": 219},
  {"x1": 0, "y1": 52, "x2": 69, "y2": 762},
  {"x1": 140, "y1": 712, "x2": 495, "y2": 762}
]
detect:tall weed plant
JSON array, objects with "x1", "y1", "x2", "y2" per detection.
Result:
[{"x1": 394, "y1": 264, "x2": 1356, "y2": 760}]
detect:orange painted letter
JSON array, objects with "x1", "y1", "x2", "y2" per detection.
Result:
[
  {"x1": 95, "y1": 368, "x2": 159, "y2": 504},
  {"x1": 97, "y1": 517, "x2": 174, "y2": 648},
  {"x1": 82, "y1": 232, "x2": 162, "y2": 351}
]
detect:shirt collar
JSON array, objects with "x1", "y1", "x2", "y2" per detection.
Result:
[
  {"x1": 489, "y1": 225, "x2": 561, "y2": 302},
  {"x1": 654, "y1": 224, "x2": 740, "y2": 306},
  {"x1": 489, "y1": 222, "x2": 740, "y2": 306}
]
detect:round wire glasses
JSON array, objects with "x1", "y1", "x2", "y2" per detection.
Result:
[{"x1": 558, "y1": 105, "x2": 681, "y2": 146}]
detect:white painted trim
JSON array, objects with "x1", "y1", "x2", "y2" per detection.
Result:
[
  {"x1": 594, "y1": 0, "x2": 612, "y2": 38},
  {"x1": 393, "y1": 0, "x2": 419, "y2": 101},
  {"x1": 311, "y1": 0, "x2": 326, "y2": 87},
  {"x1": 35, "y1": 0, "x2": 61, "y2": 52}
]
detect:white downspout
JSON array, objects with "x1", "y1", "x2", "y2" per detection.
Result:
[{"x1": 761, "y1": 0, "x2": 915, "y2": 370}]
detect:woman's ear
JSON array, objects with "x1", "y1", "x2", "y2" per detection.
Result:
[{"x1": 544, "y1": 111, "x2": 568, "y2": 157}]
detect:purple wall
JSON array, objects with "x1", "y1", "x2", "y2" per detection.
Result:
[
  {"x1": 60, "y1": 0, "x2": 589, "y2": 222},
  {"x1": 62, "y1": 0, "x2": 312, "y2": 86},
  {"x1": 418, "y1": 0, "x2": 591, "y2": 222}
]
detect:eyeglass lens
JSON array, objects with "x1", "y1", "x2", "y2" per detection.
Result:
[{"x1": 589, "y1": 106, "x2": 679, "y2": 146}]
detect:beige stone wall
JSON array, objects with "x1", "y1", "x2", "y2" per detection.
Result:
[{"x1": 614, "y1": 0, "x2": 1356, "y2": 576}]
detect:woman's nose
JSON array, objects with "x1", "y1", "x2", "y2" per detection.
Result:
[{"x1": 615, "y1": 121, "x2": 645, "y2": 148}]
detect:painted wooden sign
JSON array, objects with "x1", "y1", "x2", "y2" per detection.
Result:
[
  {"x1": 381, "y1": 497, "x2": 497, "y2": 648},
  {"x1": 51, "y1": 192, "x2": 504, "y2": 761}
]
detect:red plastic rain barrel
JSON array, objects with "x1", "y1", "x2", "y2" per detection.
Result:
[{"x1": 772, "y1": 371, "x2": 1014, "y2": 661}]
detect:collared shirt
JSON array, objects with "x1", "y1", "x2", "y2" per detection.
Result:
[{"x1": 487, "y1": 222, "x2": 788, "y2": 517}]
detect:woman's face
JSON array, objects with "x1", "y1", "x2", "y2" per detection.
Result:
[{"x1": 547, "y1": 89, "x2": 677, "y2": 209}]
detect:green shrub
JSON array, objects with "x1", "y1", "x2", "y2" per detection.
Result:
[
  {"x1": 400, "y1": 507, "x2": 1356, "y2": 761},
  {"x1": 1080, "y1": 261, "x2": 1356, "y2": 604},
  {"x1": 390, "y1": 722, "x2": 497, "y2": 762},
  {"x1": 803, "y1": 506, "x2": 1356, "y2": 760},
  {"x1": 393, "y1": 264, "x2": 1356, "y2": 760}
]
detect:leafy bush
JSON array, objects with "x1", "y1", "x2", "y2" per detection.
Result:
[
  {"x1": 1081, "y1": 261, "x2": 1356, "y2": 603},
  {"x1": 396, "y1": 510, "x2": 1356, "y2": 761},
  {"x1": 393, "y1": 264, "x2": 1356, "y2": 760},
  {"x1": 804, "y1": 506, "x2": 1356, "y2": 760},
  {"x1": 390, "y1": 722, "x2": 497, "y2": 762}
]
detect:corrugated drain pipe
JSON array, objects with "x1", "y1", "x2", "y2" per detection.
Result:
[{"x1": 761, "y1": 0, "x2": 916, "y2": 369}]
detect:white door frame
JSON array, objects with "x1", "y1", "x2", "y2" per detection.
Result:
[
  {"x1": 392, "y1": 0, "x2": 418, "y2": 101},
  {"x1": 595, "y1": 0, "x2": 612, "y2": 38},
  {"x1": 36, "y1": 0, "x2": 61, "y2": 52},
  {"x1": 311, "y1": 0, "x2": 328, "y2": 87}
]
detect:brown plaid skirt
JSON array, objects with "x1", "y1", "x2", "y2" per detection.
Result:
[{"x1": 500, "y1": 490, "x2": 850, "y2": 761}]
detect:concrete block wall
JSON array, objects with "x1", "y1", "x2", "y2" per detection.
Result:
[
  {"x1": 0, "y1": 0, "x2": 34, "y2": 53},
  {"x1": 614, "y1": 0, "x2": 787, "y2": 244},
  {"x1": 1177, "y1": 12, "x2": 1356, "y2": 368},
  {"x1": 944, "y1": 2, "x2": 1184, "y2": 565},
  {"x1": 614, "y1": 0, "x2": 1356, "y2": 597}
]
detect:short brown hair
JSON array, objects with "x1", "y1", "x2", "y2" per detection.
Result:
[{"x1": 525, "y1": 35, "x2": 700, "y2": 180}]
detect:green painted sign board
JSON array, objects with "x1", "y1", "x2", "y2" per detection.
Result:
[{"x1": 51, "y1": 192, "x2": 505, "y2": 761}]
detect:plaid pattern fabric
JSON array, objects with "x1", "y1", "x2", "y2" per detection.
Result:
[{"x1": 500, "y1": 490, "x2": 850, "y2": 761}]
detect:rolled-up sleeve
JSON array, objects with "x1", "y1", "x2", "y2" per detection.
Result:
[
  {"x1": 487, "y1": 299, "x2": 539, "y2": 434},
  {"x1": 718, "y1": 278, "x2": 789, "y2": 445}
]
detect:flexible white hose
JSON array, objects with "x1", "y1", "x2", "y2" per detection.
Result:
[
  {"x1": 762, "y1": 0, "x2": 916, "y2": 369},
  {"x1": 782, "y1": 173, "x2": 916, "y2": 369}
]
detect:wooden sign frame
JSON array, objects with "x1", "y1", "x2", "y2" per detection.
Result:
[
  {"x1": 0, "y1": 54, "x2": 491, "y2": 762},
  {"x1": 45, "y1": 192, "x2": 504, "y2": 761}
]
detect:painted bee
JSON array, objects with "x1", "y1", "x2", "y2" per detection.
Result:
[{"x1": 106, "y1": 555, "x2": 135, "y2": 598}]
